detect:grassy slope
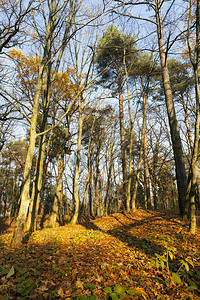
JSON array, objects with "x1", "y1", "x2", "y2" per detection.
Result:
[{"x1": 0, "y1": 209, "x2": 199, "y2": 299}]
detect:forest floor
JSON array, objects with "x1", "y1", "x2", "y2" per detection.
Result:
[{"x1": 0, "y1": 209, "x2": 200, "y2": 300}]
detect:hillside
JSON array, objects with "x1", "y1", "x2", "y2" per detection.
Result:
[{"x1": 0, "y1": 209, "x2": 199, "y2": 299}]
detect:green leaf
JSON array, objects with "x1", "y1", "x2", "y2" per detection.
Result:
[
  {"x1": 2, "y1": 296, "x2": 10, "y2": 300},
  {"x1": 6, "y1": 266, "x2": 15, "y2": 279},
  {"x1": 165, "y1": 279, "x2": 171, "y2": 287},
  {"x1": 126, "y1": 289, "x2": 138, "y2": 295},
  {"x1": 160, "y1": 260, "x2": 165, "y2": 269},
  {"x1": 79, "y1": 296, "x2": 88, "y2": 300},
  {"x1": 20, "y1": 268, "x2": 28, "y2": 275},
  {"x1": 172, "y1": 272, "x2": 181, "y2": 284},
  {"x1": 84, "y1": 283, "x2": 96, "y2": 291},
  {"x1": 184, "y1": 262, "x2": 189, "y2": 272},
  {"x1": 16, "y1": 276, "x2": 26, "y2": 283},
  {"x1": 89, "y1": 295, "x2": 97, "y2": 300},
  {"x1": 114, "y1": 285, "x2": 125, "y2": 296},
  {"x1": 104, "y1": 287, "x2": 112, "y2": 294},
  {"x1": 25, "y1": 278, "x2": 34, "y2": 287},
  {"x1": 1, "y1": 268, "x2": 9, "y2": 275},
  {"x1": 19, "y1": 280, "x2": 35, "y2": 297},
  {"x1": 186, "y1": 285, "x2": 197, "y2": 292},
  {"x1": 186, "y1": 259, "x2": 194, "y2": 268},
  {"x1": 110, "y1": 293, "x2": 119, "y2": 300},
  {"x1": 33, "y1": 270, "x2": 41, "y2": 276},
  {"x1": 168, "y1": 251, "x2": 174, "y2": 260},
  {"x1": 156, "y1": 260, "x2": 160, "y2": 269},
  {"x1": 187, "y1": 279, "x2": 197, "y2": 288},
  {"x1": 149, "y1": 259, "x2": 155, "y2": 266}
]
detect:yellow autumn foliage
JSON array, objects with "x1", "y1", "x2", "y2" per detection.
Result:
[{"x1": 9, "y1": 49, "x2": 77, "y2": 100}]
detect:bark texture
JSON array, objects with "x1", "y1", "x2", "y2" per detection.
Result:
[{"x1": 155, "y1": 1, "x2": 187, "y2": 217}]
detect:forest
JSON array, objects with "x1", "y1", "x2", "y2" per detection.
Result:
[{"x1": 0, "y1": 0, "x2": 200, "y2": 299}]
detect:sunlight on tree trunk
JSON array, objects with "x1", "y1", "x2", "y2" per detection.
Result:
[
  {"x1": 155, "y1": 3, "x2": 187, "y2": 217},
  {"x1": 71, "y1": 96, "x2": 83, "y2": 225}
]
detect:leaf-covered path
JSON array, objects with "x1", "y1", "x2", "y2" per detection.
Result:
[{"x1": 0, "y1": 209, "x2": 200, "y2": 299}]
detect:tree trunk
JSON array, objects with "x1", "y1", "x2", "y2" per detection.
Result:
[
  {"x1": 104, "y1": 139, "x2": 113, "y2": 216},
  {"x1": 71, "y1": 98, "x2": 83, "y2": 225},
  {"x1": 32, "y1": 134, "x2": 47, "y2": 231},
  {"x1": 150, "y1": 143, "x2": 159, "y2": 209},
  {"x1": 187, "y1": 0, "x2": 200, "y2": 234},
  {"x1": 49, "y1": 153, "x2": 64, "y2": 228},
  {"x1": 118, "y1": 70, "x2": 128, "y2": 207},
  {"x1": 125, "y1": 55, "x2": 133, "y2": 213},
  {"x1": 9, "y1": 166, "x2": 18, "y2": 225},
  {"x1": 11, "y1": 65, "x2": 45, "y2": 247},
  {"x1": 11, "y1": 0, "x2": 60, "y2": 246},
  {"x1": 141, "y1": 79, "x2": 151, "y2": 209},
  {"x1": 155, "y1": 1, "x2": 187, "y2": 217},
  {"x1": 29, "y1": 58, "x2": 53, "y2": 232},
  {"x1": 131, "y1": 128, "x2": 143, "y2": 210},
  {"x1": 181, "y1": 95, "x2": 200, "y2": 210}
]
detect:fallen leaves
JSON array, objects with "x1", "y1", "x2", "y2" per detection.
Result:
[{"x1": 0, "y1": 209, "x2": 199, "y2": 299}]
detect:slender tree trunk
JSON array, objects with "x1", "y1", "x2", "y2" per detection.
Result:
[
  {"x1": 187, "y1": 83, "x2": 199, "y2": 232},
  {"x1": 49, "y1": 153, "x2": 64, "y2": 228},
  {"x1": 9, "y1": 166, "x2": 18, "y2": 225},
  {"x1": 39, "y1": 157, "x2": 50, "y2": 224},
  {"x1": 11, "y1": 65, "x2": 45, "y2": 247},
  {"x1": 94, "y1": 154, "x2": 99, "y2": 217},
  {"x1": 104, "y1": 139, "x2": 113, "y2": 216},
  {"x1": 118, "y1": 70, "x2": 128, "y2": 207},
  {"x1": 71, "y1": 98, "x2": 83, "y2": 225},
  {"x1": 39, "y1": 131, "x2": 53, "y2": 219},
  {"x1": 150, "y1": 144, "x2": 159, "y2": 209},
  {"x1": 25, "y1": 172, "x2": 36, "y2": 232},
  {"x1": 58, "y1": 154, "x2": 64, "y2": 225},
  {"x1": 186, "y1": 0, "x2": 200, "y2": 234},
  {"x1": 126, "y1": 131, "x2": 133, "y2": 213},
  {"x1": 181, "y1": 95, "x2": 194, "y2": 150},
  {"x1": 98, "y1": 172, "x2": 103, "y2": 217},
  {"x1": 141, "y1": 79, "x2": 151, "y2": 209},
  {"x1": 155, "y1": 1, "x2": 187, "y2": 217},
  {"x1": 79, "y1": 169, "x2": 91, "y2": 220},
  {"x1": 181, "y1": 95, "x2": 200, "y2": 208},
  {"x1": 89, "y1": 174, "x2": 93, "y2": 217},
  {"x1": 131, "y1": 130, "x2": 143, "y2": 210},
  {"x1": 32, "y1": 134, "x2": 47, "y2": 231},
  {"x1": 94, "y1": 147, "x2": 102, "y2": 217},
  {"x1": 25, "y1": 130, "x2": 46, "y2": 232},
  {"x1": 125, "y1": 53, "x2": 133, "y2": 213}
]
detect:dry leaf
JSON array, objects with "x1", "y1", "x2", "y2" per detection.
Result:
[
  {"x1": 76, "y1": 279, "x2": 84, "y2": 289},
  {"x1": 57, "y1": 287, "x2": 64, "y2": 297}
]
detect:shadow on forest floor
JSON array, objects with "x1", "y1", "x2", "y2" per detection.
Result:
[
  {"x1": 0, "y1": 209, "x2": 199, "y2": 300},
  {"x1": 80, "y1": 209, "x2": 199, "y2": 259},
  {"x1": 0, "y1": 217, "x2": 15, "y2": 235}
]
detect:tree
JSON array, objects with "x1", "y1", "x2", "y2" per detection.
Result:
[
  {"x1": 130, "y1": 53, "x2": 160, "y2": 209},
  {"x1": 11, "y1": 0, "x2": 81, "y2": 247},
  {"x1": 0, "y1": 0, "x2": 34, "y2": 53},
  {"x1": 27, "y1": 69, "x2": 76, "y2": 231},
  {"x1": 96, "y1": 24, "x2": 137, "y2": 208},
  {"x1": 113, "y1": 0, "x2": 188, "y2": 218},
  {"x1": 185, "y1": 0, "x2": 200, "y2": 234},
  {"x1": 166, "y1": 58, "x2": 200, "y2": 211},
  {"x1": 0, "y1": 139, "x2": 28, "y2": 218},
  {"x1": 69, "y1": 22, "x2": 98, "y2": 224}
]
